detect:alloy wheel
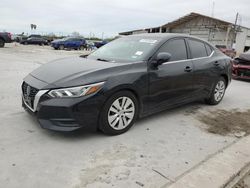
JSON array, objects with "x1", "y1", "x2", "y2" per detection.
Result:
[
  {"x1": 214, "y1": 80, "x2": 225, "y2": 102},
  {"x1": 108, "y1": 96, "x2": 135, "y2": 130}
]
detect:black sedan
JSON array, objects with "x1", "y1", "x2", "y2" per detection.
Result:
[
  {"x1": 20, "y1": 37, "x2": 48, "y2": 45},
  {"x1": 22, "y1": 33, "x2": 232, "y2": 135}
]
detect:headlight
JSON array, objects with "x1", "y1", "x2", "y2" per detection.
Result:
[{"x1": 48, "y1": 82, "x2": 105, "y2": 98}]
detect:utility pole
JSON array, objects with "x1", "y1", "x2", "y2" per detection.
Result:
[
  {"x1": 211, "y1": 1, "x2": 215, "y2": 17},
  {"x1": 233, "y1": 12, "x2": 239, "y2": 48},
  {"x1": 234, "y1": 13, "x2": 239, "y2": 31}
]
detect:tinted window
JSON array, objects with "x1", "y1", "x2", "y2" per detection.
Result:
[
  {"x1": 188, "y1": 39, "x2": 207, "y2": 58},
  {"x1": 205, "y1": 44, "x2": 213, "y2": 56},
  {"x1": 158, "y1": 39, "x2": 187, "y2": 61}
]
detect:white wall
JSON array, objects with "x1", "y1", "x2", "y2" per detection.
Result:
[
  {"x1": 235, "y1": 27, "x2": 249, "y2": 53},
  {"x1": 169, "y1": 17, "x2": 235, "y2": 47}
]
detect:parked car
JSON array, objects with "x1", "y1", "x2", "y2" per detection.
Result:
[
  {"x1": 29, "y1": 34, "x2": 42, "y2": 38},
  {"x1": 215, "y1": 45, "x2": 236, "y2": 58},
  {"x1": 20, "y1": 37, "x2": 48, "y2": 45},
  {"x1": 86, "y1": 40, "x2": 97, "y2": 51},
  {"x1": 51, "y1": 37, "x2": 86, "y2": 50},
  {"x1": 22, "y1": 33, "x2": 231, "y2": 135},
  {"x1": 232, "y1": 51, "x2": 250, "y2": 80},
  {"x1": 13, "y1": 34, "x2": 26, "y2": 43},
  {"x1": 0, "y1": 32, "x2": 12, "y2": 47},
  {"x1": 94, "y1": 40, "x2": 107, "y2": 48}
]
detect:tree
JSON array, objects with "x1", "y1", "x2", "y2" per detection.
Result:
[{"x1": 71, "y1": 31, "x2": 80, "y2": 37}]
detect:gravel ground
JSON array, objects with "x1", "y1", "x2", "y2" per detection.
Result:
[{"x1": 0, "y1": 43, "x2": 250, "y2": 188}]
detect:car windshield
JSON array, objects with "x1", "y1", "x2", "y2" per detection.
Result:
[{"x1": 87, "y1": 37, "x2": 159, "y2": 62}]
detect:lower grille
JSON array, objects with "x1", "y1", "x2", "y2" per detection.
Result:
[
  {"x1": 238, "y1": 69, "x2": 250, "y2": 77},
  {"x1": 22, "y1": 82, "x2": 39, "y2": 109}
]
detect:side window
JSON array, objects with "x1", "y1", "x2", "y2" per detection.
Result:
[
  {"x1": 158, "y1": 39, "x2": 187, "y2": 61},
  {"x1": 205, "y1": 44, "x2": 213, "y2": 56},
  {"x1": 188, "y1": 39, "x2": 207, "y2": 58}
]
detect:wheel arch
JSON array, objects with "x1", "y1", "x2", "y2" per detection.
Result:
[
  {"x1": 221, "y1": 74, "x2": 229, "y2": 87},
  {"x1": 102, "y1": 85, "x2": 142, "y2": 116}
]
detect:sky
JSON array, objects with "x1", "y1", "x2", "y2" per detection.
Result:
[{"x1": 0, "y1": 0, "x2": 250, "y2": 38}]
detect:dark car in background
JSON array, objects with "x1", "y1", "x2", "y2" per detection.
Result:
[
  {"x1": 94, "y1": 40, "x2": 108, "y2": 48},
  {"x1": 0, "y1": 32, "x2": 12, "y2": 47},
  {"x1": 232, "y1": 51, "x2": 250, "y2": 80},
  {"x1": 51, "y1": 37, "x2": 86, "y2": 50},
  {"x1": 22, "y1": 33, "x2": 231, "y2": 135},
  {"x1": 20, "y1": 37, "x2": 48, "y2": 45}
]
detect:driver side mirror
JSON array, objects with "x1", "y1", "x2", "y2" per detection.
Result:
[{"x1": 153, "y1": 52, "x2": 172, "y2": 67}]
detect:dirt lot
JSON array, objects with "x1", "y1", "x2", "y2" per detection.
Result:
[
  {"x1": 1, "y1": 43, "x2": 250, "y2": 188},
  {"x1": 198, "y1": 109, "x2": 250, "y2": 137}
]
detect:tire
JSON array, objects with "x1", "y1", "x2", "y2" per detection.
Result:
[
  {"x1": 24, "y1": 42, "x2": 28, "y2": 45},
  {"x1": 99, "y1": 91, "x2": 139, "y2": 135},
  {"x1": 79, "y1": 45, "x2": 84, "y2": 50},
  {"x1": 205, "y1": 77, "x2": 226, "y2": 105},
  {"x1": 59, "y1": 45, "x2": 64, "y2": 50},
  {"x1": 0, "y1": 38, "x2": 5, "y2": 48}
]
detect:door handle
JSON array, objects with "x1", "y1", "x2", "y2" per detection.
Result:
[
  {"x1": 184, "y1": 66, "x2": 192, "y2": 72},
  {"x1": 214, "y1": 61, "x2": 219, "y2": 66}
]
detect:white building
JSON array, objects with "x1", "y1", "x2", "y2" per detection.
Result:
[{"x1": 119, "y1": 12, "x2": 250, "y2": 53}]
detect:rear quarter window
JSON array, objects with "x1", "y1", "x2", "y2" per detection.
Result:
[
  {"x1": 205, "y1": 44, "x2": 213, "y2": 56},
  {"x1": 188, "y1": 39, "x2": 207, "y2": 58}
]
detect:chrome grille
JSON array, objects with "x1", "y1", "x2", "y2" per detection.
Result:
[{"x1": 22, "y1": 82, "x2": 39, "y2": 109}]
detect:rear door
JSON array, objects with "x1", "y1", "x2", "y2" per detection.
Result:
[
  {"x1": 65, "y1": 38, "x2": 76, "y2": 48},
  {"x1": 147, "y1": 38, "x2": 194, "y2": 111},
  {"x1": 187, "y1": 39, "x2": 216, "y2": 97}
]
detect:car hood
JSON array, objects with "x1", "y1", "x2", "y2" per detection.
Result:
[{"x1": 29, "y1": 56, "x2": 131, "y2": 88}]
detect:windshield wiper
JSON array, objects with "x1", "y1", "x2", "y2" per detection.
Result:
[{"x1": 97, "y1": 58, "x2": 110, "y2": 62}]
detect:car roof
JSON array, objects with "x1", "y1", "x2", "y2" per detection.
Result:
[{"x1": 126, "y1": 33, "x2": 210, "y2": 43}]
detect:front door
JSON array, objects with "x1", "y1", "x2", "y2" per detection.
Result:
[{"x1": 147, "y1": 38, "x2": 194, "y2": 112}]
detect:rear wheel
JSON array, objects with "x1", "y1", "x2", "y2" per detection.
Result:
[
  {"x1": 205, "y1": 77, "x2": 226, "y2": 105},
  {"x1": 99, "y1": 91, "x2": 139, "y2": 135},
  {"x1": 79, "y1": 45, "x2": 85, "y2": 50},
  {"x1": 0, "y1": 38, "x2": 5, "y2": 48}
]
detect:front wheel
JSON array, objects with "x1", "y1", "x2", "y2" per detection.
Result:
[
  {"x1": 59, "y1": 45, "x2": 64, "y2": 50},
  {"x1": 99, "y1": 91, "x2": 139, "y2": 135},
  {"x1": 205, "y1": 77, "x2": 226, "y2": 105}
]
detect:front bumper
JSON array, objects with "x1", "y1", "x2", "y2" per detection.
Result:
[
  {"x1": 51, "y1": 43, "x2": 60, "y2": 48},
  {"x1": 232, "y1": 74, "x2": 250, "y2": 80},
  {"x1": 22, "y1": 85, "x2": 106, "y2": 132},
  {"x1": 232, "y1": 67, "x2": 250, "y2": 80}
]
